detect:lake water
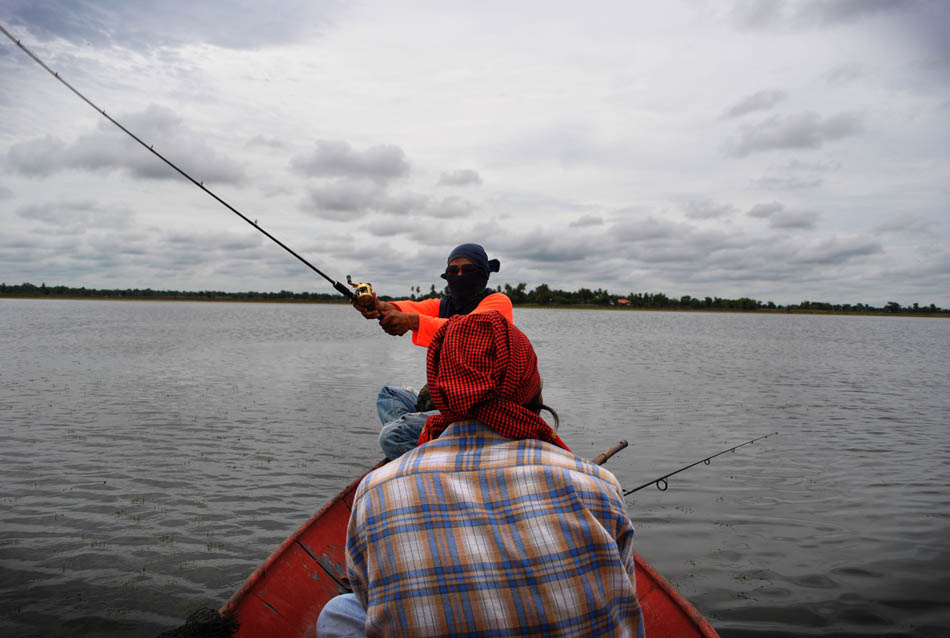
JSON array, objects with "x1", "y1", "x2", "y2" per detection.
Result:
[{"x1": 0, "y1": 299, "x2": 947, "y2": 637}]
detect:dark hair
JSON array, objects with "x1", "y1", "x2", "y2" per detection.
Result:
[{"x1": 525, "y1": 391, "x2": 559, "y2": 432}]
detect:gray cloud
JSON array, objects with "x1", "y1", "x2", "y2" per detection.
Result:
[
  {"x1": 17, "y1": 200, "x2": 135, "y2": 233},
  {"x1": 747, "y1": 202, "x2": 784, "y2": 218},
  {"x1": 753, "y1": 158, "x2": 840, "y2": 189},
  {"x1": 160, "y1": 231, "x2": 261, "y2": 253},
  {"x1": 379, "y1": 193, "x2": 477, "y2": 219},
  {"x1": 216, "y1": 235, "x2": 265, "y2": 252},
  {"x1": 0, "y1": 184, "x2": 12, "y2": 199},
  {"x1": 372, "y1": 191, "x2": 428, "y2": 217},
  {"x1": 0, "y1": 219, "x2": 279, "y2": 289},
  {"x1": 730, "y1": 1, "x2": 949, "y2": 75},
  {"x1": 462, "y1": 216, "x2": 937, "y2": 307},
  {"x1": 611, "y1": 216, "x2": 689, "y2": 242},
  {"x1": 301, "y1": 179, "x2": 382, "y2": 219},
  {"x1": 722, "y1": 90, "x2": 788, "y2": 118},
  {"x1": 684, "y1": 229, "x2": 750, "y2": 255},
  {"x1": 794, "y1": 236, "x2": 883, "y2": 264},
  {"x1": 503, "y1": 121, "x2": 629, "y2": 168},
  {"x1": 780, "y1": 159, "x2": 842, "y2": 172},
  {"x1": 246, "y1": 135, "x2": 290, "y2": 151},
  {"x1": 626, "y1": 228, "x2": 747, "y2": 266},
  {"x1": 795, "y1": 0, "x2": 915, "y2": 27},
  {"x1": 291, "y1": 140, "x2": 410, "y2": 183},
  {"x1": 6, "y1": 136, "x2": 67, "y2": 175},
  {"x1": 752, "y1": 176, "x2": 823, "y2": 190},
  {"x1": 825, "y1": 63, "x2": 864, "y2": 85},
  {"x1": 426, "y1": 196, "x2": 474, "y2": 219},
  {"x1": 771, "y1": 209, "x2": 820, "y2": 229},
  {"x1": 497, "y1": 234, "x2": 596, "y2": 263},
  {"x1": 569, "y1": 215, "x2": 604, "y2": 228},
  {"x1": 732, "y1": 0, "x2": 914, "y2": 30},
  {"x1": 484, "y1": 220, "x2": 894, "y2": 303},
  {"x1": 298, "y1": 180, "x2": 467, "y2": 220},
  {"x1": 747, "y1": 201, "x2": 819, "y2": 229},
  {"x1": 683, "y1": 199, "x2": 737, "y2": 219},
  {"x1": 873, "y1": 213, "x2": 937, "y2": 235},
  {"x1": 4, "y1": 0, "x2": 344, "y2": 50},
  {"x1": 731, "y1": 0, "x2": 785, "y2": 29},
  {"x1": 363, "y1": 217, "x2": 415, "y2": 238},
  {"x1": 903, "y1": 249, "x2": 950, "y2": 279},
  {"x1": 902, "y1": 2, "x2": 950, "y2": 65},
  {"x1": 438, "y1": 169, "x2": 482, "y2": 187},
  {"x1": 725, "y1": 111, "x2": 863, "y2": 157},
  {"x1": 727, "y1": 1, "x2": 949, "y2": 99},
  {"x1": 6, "y1": 105, "x2": 246, "y2": 183}
]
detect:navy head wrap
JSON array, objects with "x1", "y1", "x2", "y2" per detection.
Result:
[
  {"x1": 447, "y1": 243, "x2": 501, "y2": 275},
  {"x1": 439, "y1": 243, "x2": 501, "y2": 318}
]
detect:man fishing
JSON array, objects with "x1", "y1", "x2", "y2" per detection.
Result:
[
  {"x1": 317, "y1": 311, "x2": 645, "y2": 637},
  {"x1": 353, "y1": 243, "x2": 514, "y2": 459},
  {"x1": 352, "y1": 242, "x2": 511, "y2": 345}
]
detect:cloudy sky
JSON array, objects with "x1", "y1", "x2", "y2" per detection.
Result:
[{"x1": 1, "y1": 0, "x2": 947, "y2": 306}]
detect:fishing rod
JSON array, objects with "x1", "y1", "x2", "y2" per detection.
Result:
[
  {"x1": 0, "y1": 24, "x2": 376, "y2": 307},
  {"x1": 623, "y1": 432, "x2": 778, "y2": 496}
]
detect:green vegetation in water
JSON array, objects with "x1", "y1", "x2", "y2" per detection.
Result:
[{"x1": 2, "y1": 281, "x2": 946, "y2": 316}]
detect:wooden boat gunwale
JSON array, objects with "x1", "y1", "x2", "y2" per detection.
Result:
[{"x1": 223, "y1": 463, "x2": 381, "y2": 612}]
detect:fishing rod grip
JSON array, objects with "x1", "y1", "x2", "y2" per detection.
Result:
[
  {"x1": 333, "y1": 281, "x2": 355, "y2": 301},
  {"x1": 593, "y1": 440, "x2": 628, "y2": 466}
]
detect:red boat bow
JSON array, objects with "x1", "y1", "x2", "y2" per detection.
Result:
[{"x1": 223, "y1": 462, "x2": 718, "y2": 637}]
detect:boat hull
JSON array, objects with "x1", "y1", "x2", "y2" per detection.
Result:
[{"x1": 223, "y1": 463, "x2": 718, "y2": 637}]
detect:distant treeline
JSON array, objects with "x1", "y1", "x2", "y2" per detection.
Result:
[
  {"x1": 489, "y1": 283, "x2": 947, "y2": 315},
  {"x1": 2, "y1": 281, "x2": 947, "y2": 315},
  {"x1": 0, "y1": 282, "x2": 344, "y2": 302}
]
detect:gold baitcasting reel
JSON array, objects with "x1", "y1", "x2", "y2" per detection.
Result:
[{"x1": 346, "y1": 275, "x2": 376, "y2": 311}]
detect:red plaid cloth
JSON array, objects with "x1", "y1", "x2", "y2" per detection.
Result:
[{"x1": 418, "y1": 311, "x2": 570, "y2": 450}]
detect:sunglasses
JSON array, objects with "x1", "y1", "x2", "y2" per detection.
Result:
[{"x1": 441, "y1": 263, "x2": 483, "y2": 279}]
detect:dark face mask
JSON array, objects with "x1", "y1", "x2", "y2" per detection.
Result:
[{"x1": 445, "y1": 272, "x2": 488, "y2": 303}]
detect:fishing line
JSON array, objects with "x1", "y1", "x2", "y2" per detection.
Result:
[
  {"x1": 0, "y1": 24, "x2": 356, "y2": 301},
  {"x1": 624, "y1": 432, "x2": 778, "y2": 496}
]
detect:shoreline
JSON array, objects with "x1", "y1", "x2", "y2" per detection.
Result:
[{"x1": 2, "y1": 294, "x2": 946, "y2": 318}]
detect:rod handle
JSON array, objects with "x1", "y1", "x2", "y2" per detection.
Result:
[
  {"x1": 333, "y1": 281, "x2": 355, "y2": 300},
  {"x1": 592, "y1": 440, "x2": 628, "y2": 466}
]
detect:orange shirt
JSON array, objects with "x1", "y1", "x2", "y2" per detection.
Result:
[{"x1": 390, "y1": 293, "x2": 513, "y2": 347}]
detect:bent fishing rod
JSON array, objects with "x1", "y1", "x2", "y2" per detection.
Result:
[
  {"x1": 0, "y1": 24, "x2": 376, "y2": 306},
  {"x1": 624, "y1": 432, "x2": 778, "y2": 496}
]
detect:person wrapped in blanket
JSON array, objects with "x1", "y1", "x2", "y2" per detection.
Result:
[
  {"x1": 353, "y1": 243, "x2": 513, "y2": 460},
  {"x1": 317, "y1": 311, "x2": 645, "y2": 638}
]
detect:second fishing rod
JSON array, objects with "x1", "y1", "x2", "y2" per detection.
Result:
[
  {"x1": 624, "y1": 432, "x2": 779, "y2": 496},
  {"x1": 0, "y1": 24, "x2": 378, "y2": 310}
]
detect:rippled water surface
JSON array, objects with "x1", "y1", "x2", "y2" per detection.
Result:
[{"x1": 1, "y1": 299, "x2": 948, "y2": 637}]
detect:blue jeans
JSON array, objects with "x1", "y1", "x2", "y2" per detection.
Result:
[
  {"x1": 316, "y1": 592, "x2": 365, "y2": 637},
  {"x1": 376, "y1": 386, "x2": 438, "y2": 460}
]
